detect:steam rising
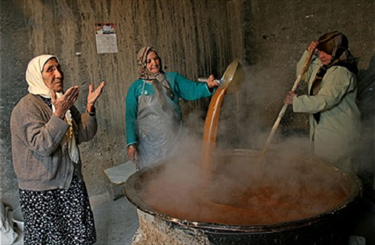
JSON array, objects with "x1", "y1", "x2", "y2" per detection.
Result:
[
  {"x1": 139, "y1": 135, "x2": 353, "y2": 225},
  {"x1": 134, "y1": 67, "x2": 359, "y2": 226}
]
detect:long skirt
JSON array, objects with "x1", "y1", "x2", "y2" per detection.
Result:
[{"x1": 19, "y1": 174, "x2": 96, "y2": 244}]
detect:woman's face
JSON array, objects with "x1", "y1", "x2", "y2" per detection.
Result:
[
  {"x1": 42, "y1": 58, "x2": 64, "y2": 93},
  {"x1": 318, "y1": 50, "x2": 333, "y2": 66},
  {"x1": 146, "y1": 51, "x2": 161, "y2": 74}
]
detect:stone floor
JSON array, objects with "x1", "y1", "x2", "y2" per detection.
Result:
[{"x1": 91, "y1": 193, "x2": 139, "y2": 245}]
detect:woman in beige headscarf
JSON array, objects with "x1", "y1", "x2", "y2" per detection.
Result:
[
  {"x1": 284, "y1": 31, "x2": 361, "y2": 173},
  {"x1": 10, "y1": 54, "x2": 105, "y2": 244}
]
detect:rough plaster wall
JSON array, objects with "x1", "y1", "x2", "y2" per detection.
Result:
[
  {"x1": 1, "y1": 0, "x2": 374, "y2": 207},
  {"x1": 236, "y1": 0, "x2": 374, "y2": 143},
  {"x1": 233, "y1": 0, "x2": 375, "y2": 188},
  {"x1": 0, "y1": 0, "x2": 231, "y2": 206}
]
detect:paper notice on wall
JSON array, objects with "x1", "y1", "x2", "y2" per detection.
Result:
[{"x1": 95, "y1": 23, "x2": 118, "y2": 54}]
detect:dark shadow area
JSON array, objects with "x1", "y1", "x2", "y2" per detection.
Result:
[{"x1": 356, "y1": 54, "x2": 375, "y2": 192}]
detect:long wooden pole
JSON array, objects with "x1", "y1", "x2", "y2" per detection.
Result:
[{"x1": 259, "y1": 49, "x2": 314, "y2": 161}]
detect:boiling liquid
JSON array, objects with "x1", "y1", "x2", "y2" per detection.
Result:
[
  {"x1": 140, "y1": 83, "x2": 351, "y2": 225},
  {"x1": 142, "y1": 154, "x2": 350, "y2": 225}
]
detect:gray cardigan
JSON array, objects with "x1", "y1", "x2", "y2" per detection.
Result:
[{"x1": 10, "y1": 93, "x2": 98, "y2": 191}]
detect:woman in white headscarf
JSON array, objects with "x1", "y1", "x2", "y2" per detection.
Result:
[{"x1": 10, "y1": 54, "x2": 105, "y2": 244}]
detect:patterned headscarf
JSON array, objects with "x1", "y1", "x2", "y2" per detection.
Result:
[
  {"x1": 137, "y1": 46, "x2": 164, "y2": 80},
  {"x1": 136, "y1": 46, "x2": 174, "y2": 100},
  {"x1": 316, "y1": 31, "x2": 357, "y2": 74},
  {"x1": 26, "y1": 55, "x2": 79, "y2": 163},
  {"x1": 310, "y1": 31, "x2": 358, "y2": 123}
]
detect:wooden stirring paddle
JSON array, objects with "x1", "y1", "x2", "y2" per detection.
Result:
[{"x1": 258, "y1": 49, "x2": 314, "y2": 163}]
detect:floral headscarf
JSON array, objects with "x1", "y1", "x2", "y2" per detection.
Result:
[
  {"x1": 137, "y1": 46, "x2": 164, "y2": 80},
  {"x1": 136, "y1": 46, "x2": 174, "y2": 100}
]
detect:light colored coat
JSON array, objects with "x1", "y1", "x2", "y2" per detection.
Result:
[
  {"x1": 10, "y1": 94, "x2": 97, "y2": 191},
  {"x1": 292, "y1": 51, "x2": 361, "y2": 171}
]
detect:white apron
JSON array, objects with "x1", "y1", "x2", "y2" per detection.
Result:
[{"x1": 137, "y1": 81, "x2": 182, "y2": 168}]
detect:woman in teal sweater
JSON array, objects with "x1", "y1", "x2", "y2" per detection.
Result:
[{"x1": 126, "y1": 46, "x2": 218, "y2": 169}]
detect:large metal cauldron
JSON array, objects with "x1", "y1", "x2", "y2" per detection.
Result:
[{"x1": 124, "y1": 149, "x2": 362, "y2": 245}]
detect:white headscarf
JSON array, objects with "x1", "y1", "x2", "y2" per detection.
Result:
[
  {"x1": 26, "y1": 54, "x2": 79, "y2": 163},
  {"x1": 26, "y1": 55, "x2": 56, "y2": 97}
]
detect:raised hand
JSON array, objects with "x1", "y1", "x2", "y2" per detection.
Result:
[
  {"x1": 307, "y1": 41, "x2": 318, "y2": 53},
  {"x1": 51, "y1": 86, "x2": 79, "y2": 119},
  {"x1": 87, "y1": 81, "x2": 105, "y2": 112}
]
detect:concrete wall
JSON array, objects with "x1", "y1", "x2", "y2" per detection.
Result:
[{"x1": 1, "y1": 0, "x2": 374, "y2": 207}]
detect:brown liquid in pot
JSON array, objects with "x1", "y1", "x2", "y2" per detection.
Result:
[
  {"x1": 141, "y1": 154, "x2": 350, "y2": 225},
  {"x1": 139, "y1": 81, "x2": 351, "y2": 225}
]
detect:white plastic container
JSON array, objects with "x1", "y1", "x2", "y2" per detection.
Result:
[{"x1": 12, "y1": 206, "x2": 24, "y2": 231}]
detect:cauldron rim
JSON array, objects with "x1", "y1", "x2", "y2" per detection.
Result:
[{"x1": 124, "y1": 149, "x2": 362, "y2": 233}]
